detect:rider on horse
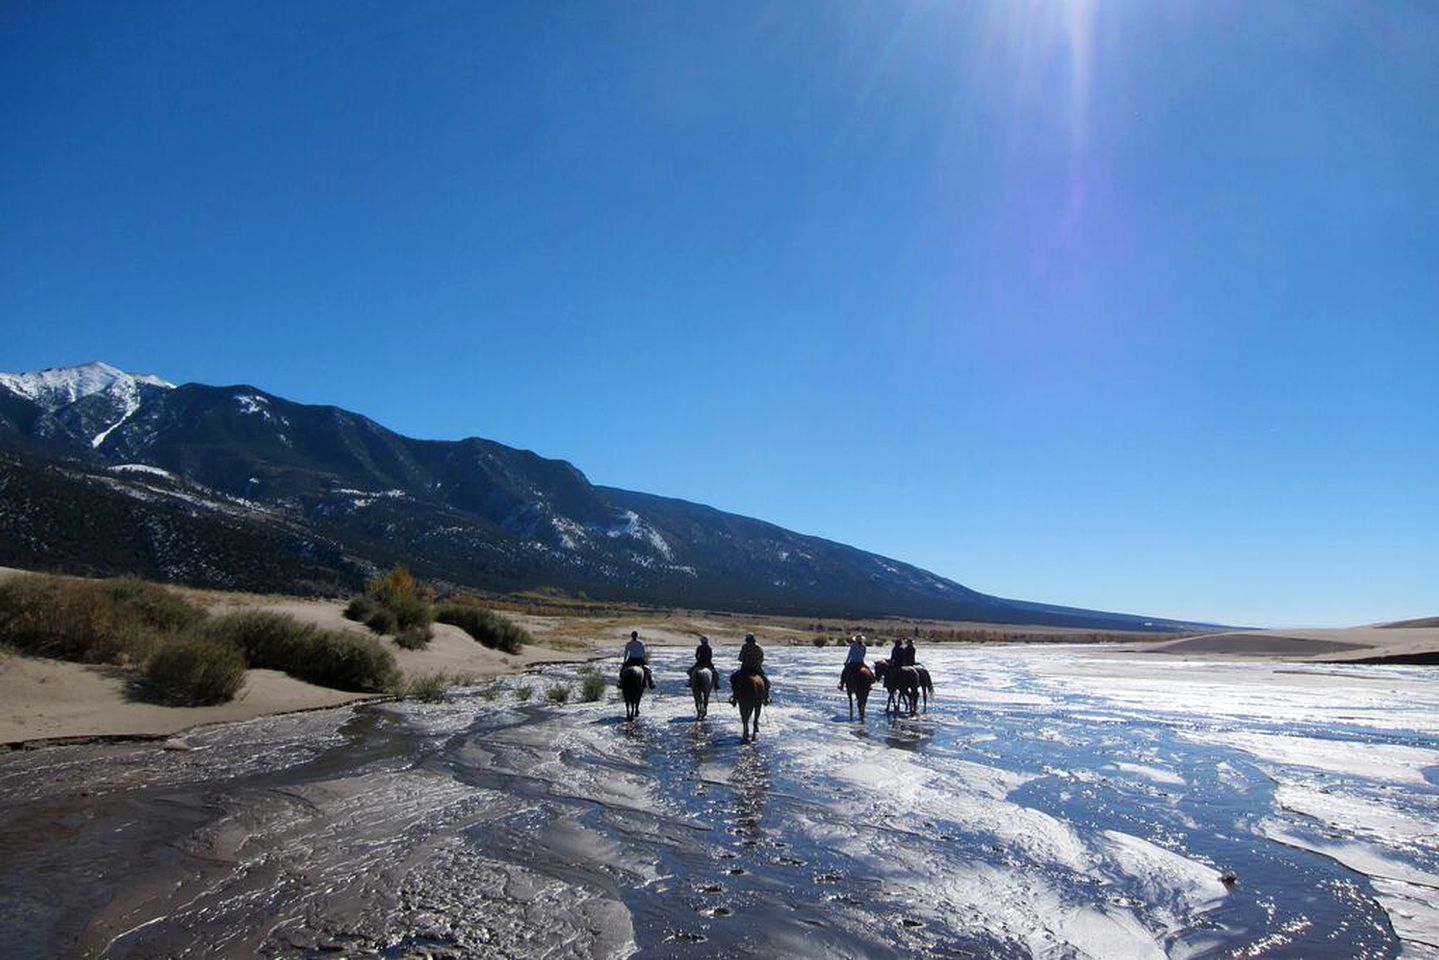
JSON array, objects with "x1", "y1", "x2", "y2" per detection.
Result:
[
  {"x1": 729, "y1": 633, "x2": 770, "y2": 705},
  {"x1": 623, "y1": 630, "x2": 656, "y2": 689},
  {"x1": 839, "y1": 634, "x2": 867, "y2": 689},
  {"x1": 686, "y1": 635, "x2": 714, "y2": 687}
]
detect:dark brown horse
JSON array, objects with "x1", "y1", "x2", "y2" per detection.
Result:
[
  {"x1": 842, "y1": 663, "x2": 875, "y2": 720},
  {"x1": 620, "y1": 664, "x2": 646, "y2": 721},
  {"x1": 913, "y1": 665, "x2": 935, "y2": 711},
  {"x1": 733, "y1": 672, "x2": 765, "y2": 742},
  {"x1": 874, "y1": 658, "x2": 920, "y2": 716}
]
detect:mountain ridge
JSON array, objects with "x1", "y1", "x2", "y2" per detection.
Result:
[{"x1": 0, "y1": 362, "x2": 1218, "y2": 630}]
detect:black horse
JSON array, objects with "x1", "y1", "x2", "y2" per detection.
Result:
[
  {"x1": 874, "y1": 658, "x2": 928, "y2": 716},
  {"x1": 620, "y1": 664, "x2": 646, "y2": 721}
]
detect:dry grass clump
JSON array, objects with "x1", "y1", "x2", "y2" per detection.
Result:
[
  {"x1": 395, "y1": 624, "x2": 432, "y2": 650},
  {"x1": 401, "y1": 671, "x2": 451, "y2": 702},
  {"x1": 435, "y1": 602, "x2": 530, "y2": 654},
  {"x1": 578, "y1": 667, "x2": 606, "y2": 702},
  {"x1": 143, "y1": 635, "x2": 247, "y2": 705},
  {"x1": 201, "y1": 610, "x2": 399, "y2": 692},
  {"x1": 0, "y1": 574, "x2": 205, "y2": 665}
]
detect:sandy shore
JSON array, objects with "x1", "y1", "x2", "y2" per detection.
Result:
[
  {"x1": 1137, "y1": 623, "x2": 1439, "y2": 663},
  {"x1": 0, "y1": 656, "x2": 373, "y2": 746},
  {"x1": 0, "y1": 590, "x2": 596, "y2": 747}
]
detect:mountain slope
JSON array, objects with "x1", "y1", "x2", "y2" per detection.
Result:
[{"x1": 0, "y1": 363, "x2": 1213, "y2": 629}]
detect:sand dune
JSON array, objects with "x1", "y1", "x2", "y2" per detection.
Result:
[{"x1": 1142, "y1": 624, "x2": 1439, "y2": 663}]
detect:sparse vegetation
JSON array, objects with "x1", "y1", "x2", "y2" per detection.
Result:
[
  {"x1": 515, "y1": 683, "x2": 533, "y2": 702},
  {"x1": 344, "y1": 595, "x2": 379, "y2": 622},
  {"x1": 401, "y1": 671, "x2": 451, "y2": 702},
  {"x1": 545, "y1": 682, "x2": 571, "y2": 705},
  {"x1": 364, "y1": 607, "x2": 399, "y2": 635},
  {"x1": 394, "y1": 624, "x2": 432, "y2": 650},
  {"x1": 201, "y1": 610, "x2": 399, "y2": 692},
  {"x1": 0, "y1": 573, "x2": 206, "y2": 666},
  {"x1": 143, "y1": 635, "x2": 247, "y2": 705},
  {"x1": 435, "y1": 602, "x2": 530, "y2": 654},
  {"x1": 579, "y1": 668, "x2": 606, "y2": 702},
  {"x1": 347, "y1": 566, "x2": 434, "y2": 636}
]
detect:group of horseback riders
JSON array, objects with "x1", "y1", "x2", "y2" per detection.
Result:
[
  {"x1": 621, "y1": 629, "x2": 771, "y2": 705},
  {"x1": 621, "y1": 629, "x2": 921, "y2": 706}
]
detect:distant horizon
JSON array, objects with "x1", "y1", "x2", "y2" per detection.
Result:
[{"x1": 4, "y1": 4, "x2": 1435, "y2": 628}]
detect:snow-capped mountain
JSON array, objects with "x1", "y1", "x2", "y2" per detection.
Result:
[
  {"x1": 0, "y1": 361, "x2": 174, "y2": 450},
  {"x1": 0, "y1": 362, "x2": 1208, "y2": 628}
]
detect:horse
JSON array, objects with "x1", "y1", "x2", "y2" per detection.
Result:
[
  {"x1": 620, "y1": 664, "x2": 646, "y2": 721},
  {"x1": 913, "y1": 665, "x2": 934, "y2": 712},
  {"x1": 691, "y1": 665, "x2": 716, "y2": 719},
  {"x1": 841, "y1": 663, "x2": 875, "y2": 720},
  {"x1": 733, "y1": 671, "x2": 765, "y2": 742},
  {"x1": 874, "y1": 658, "x2": 919, "y2": 716}
]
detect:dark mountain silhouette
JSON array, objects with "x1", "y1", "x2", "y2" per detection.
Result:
[{"x1": 0, "y1": 363, "x2": 1212, "y2": 629}]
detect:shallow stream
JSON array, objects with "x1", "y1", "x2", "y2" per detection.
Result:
[{"x1": 1, "y1": 645, "x2": 1435, "y2": 958}]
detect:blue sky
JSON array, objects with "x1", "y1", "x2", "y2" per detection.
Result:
[{"x1": 3, "y1": 2, "x2": 1435, "y2": 627}]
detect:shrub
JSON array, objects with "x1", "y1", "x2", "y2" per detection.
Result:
[
  {"x1": 395, "y1": 624, "x2": 432, "y2": 650},
  {"x1": 515, "y1": 684, "x2": 533, "y2": 702},
  {"x1": 366, "y1": 566, "x2": 416, "y2": 608},
  {"x1": 545, "y1": 682, "x2": 571, "y2": 705},
  {"x1": 434, "y1": 604, "x2": 530, "y2": 654},
  {"x1": 105, "y1": 577, "x2": 207, "y2": 633},
  {"x1": 0, "y1": 574, "x2": 205, "y2": 665},
  {"x1": 202, "y1": 611, "x2": 399, "y2": 692},
  {"x1": 364, "y1": 607, "x2": 398, "y2": 635},
  {"x1": 579, "y1": 669, "x2": 606, "y2": 702},
  {"x1": 344, "y1": 596, "x2": 378, "y2": 622},
  {"x1": 356, "y1": 567, "x2": 432, "y2": 634},
  {"x1": 144, "y1": 635, "x2": 246, "y2": 705},
  {"x1": 402, "y1": 671, "x2": 450, "y2": 702},
  {"x1": 387, "y1": 593, "x2": 432, "y2": 632}
]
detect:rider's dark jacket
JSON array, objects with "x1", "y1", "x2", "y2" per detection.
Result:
[{"x1": 738, "y1": 642, "x2": 764, "y2": 674}]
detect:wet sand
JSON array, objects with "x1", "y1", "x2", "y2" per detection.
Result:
[{"x1": 1, "y1": 645, "x2": 1435, "y2": 958}]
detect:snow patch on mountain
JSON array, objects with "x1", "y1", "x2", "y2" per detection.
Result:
[
  {"x1": 111, "y1": 463, "x2": 174, "y2": 479},
  {"x1": 606, "y1": 509, "x2": 673, "y2": 560},
  {"x1": 551, "y1": 516, "x2": 587, "y2": 550},
  {"x1": 234, "y1": 393, "x2": 269, "y2": 415}
]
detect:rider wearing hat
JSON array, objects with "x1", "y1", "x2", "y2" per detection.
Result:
[
  {"x1": 729, "y1": 633, "x2": 770, "y2": 705},
  {"x1": 839, "y1": 634, "x2": 867, "y2": 690}
]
